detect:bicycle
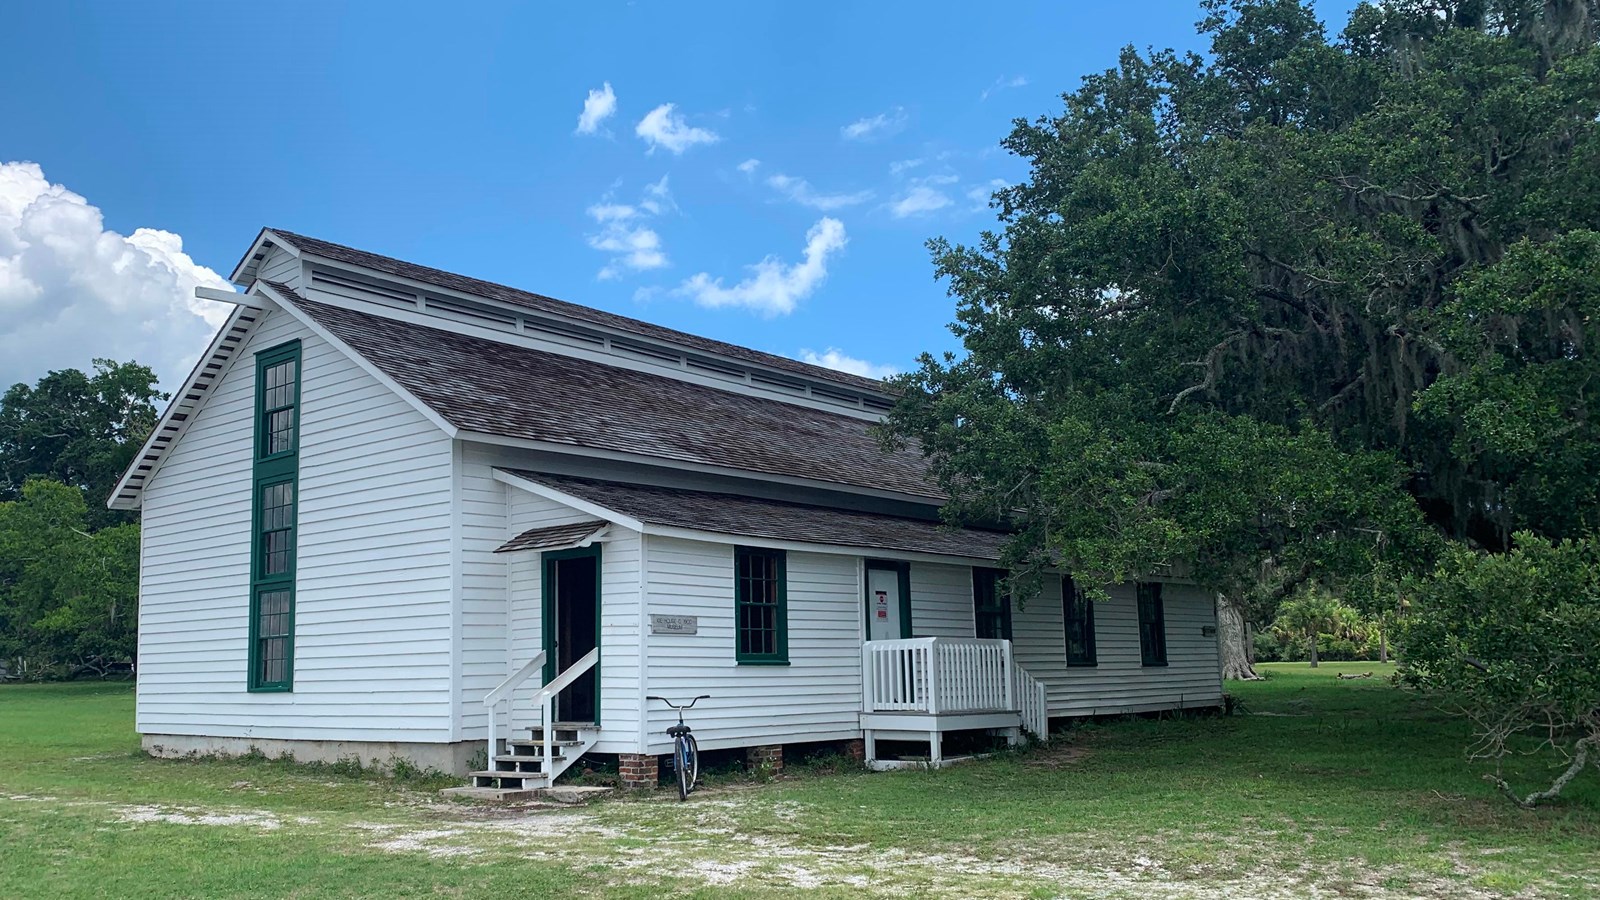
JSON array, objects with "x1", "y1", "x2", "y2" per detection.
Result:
[{"x1": 646, "y1": 694, "x2": 708, "y2": 800}]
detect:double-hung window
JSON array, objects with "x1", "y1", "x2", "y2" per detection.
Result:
[
  {"x1": 1063, "y1": 575, "x2": 1097, "y2": 666},
  {"x1": 973, "y1": 567, "x2": 1012, "y2": 640},
  {"x1": 734, "y1": 546, "x2": 787, "y2": 664},
  {"x1": 249, "y1": 341, "x2": 301, "y2": 691},
  {"x1": 1137, "y1": 582, "x2": 1167, "y2": 667}
]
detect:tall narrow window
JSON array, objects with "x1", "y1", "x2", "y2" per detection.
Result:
[
  {"x1": 1137, "y1": 582, "x2": 1167, "y2": 667},
  {"x1": 734, "y1": 546, "x2": 787, "y2": 664},
  {"x1": 250, "y1": 341, "x2": 301, "y2": 691},
  {"x1": 973, "y1": 567, "x2": 1012, "y2": 640},
  {"x1": 1063, "y1": 575, "x2": 1097, "y2": 666}
]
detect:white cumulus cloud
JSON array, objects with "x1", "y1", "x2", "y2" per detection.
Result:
[
  {"x1": 586, "y1": 177, "x2": 675, "y2": 279},
  {"x1": 635, "y1": 103, "x2": 720, "y2": 154},
  {"x1": 799, "y1": 348, "x2": 898, "y2": 380},
  {"x1": 575, "y1": 82, "x2": 618, "y2": 135},
  {"x1": 841, "y1": 107, "x2": 908, "y2": 141},
  {"x1": 0, "y1": 161, "x2": 232, "y2": 392},
  {"x1": 765, "y1": 173, "x2": 872, "y2": 211},
  {"x1": 672, "y1": 217, "x2": 846, "y2": 316},
  {"x1": 889, "y1": 174, "x2": 959, "y2": 218}
]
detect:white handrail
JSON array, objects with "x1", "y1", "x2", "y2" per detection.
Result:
[
  {"x1": 534, "y1": 647, "x2": 599, "y2": 705},
  {"x1": 486, "y1": 650, "x2": 547, "y2": 707},
  {"x1": 535, "y1": 648, "x2": 600, "y2": 779},
  {"x1": 483, "y1": 650, "x2": 547, "y2": 764}
]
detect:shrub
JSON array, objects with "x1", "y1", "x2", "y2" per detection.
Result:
[{"x1": 1400, "y1": 532, "x2": 1600, "y2": 807}]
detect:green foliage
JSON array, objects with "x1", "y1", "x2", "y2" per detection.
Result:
[
  {"x1": 0, "y1": 359, "x2": 163, "y2": 530},
  {"x1": 1417, "y1": 231, "x2": 1600, "y2": 540},
  {"x1": 1400, "y1": 532, "x2": 1600, "y2": 803},
  {"x1": 0, "y1": 479, "x2": 139, "y2": 677},
  {"x1": 1266, "y1": 588, "x2": 1377, "y2": 664},
  {"x1": 0, "y1": 360, "x2": 159, "y2": 677}
]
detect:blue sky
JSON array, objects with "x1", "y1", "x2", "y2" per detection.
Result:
[{"x1": 0, "y1": 1, "x2": 1350, "y2": 391}]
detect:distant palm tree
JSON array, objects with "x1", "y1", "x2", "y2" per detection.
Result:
[{"x1": 1270, "y1": 589, "x2": 1358, "y2": 668}]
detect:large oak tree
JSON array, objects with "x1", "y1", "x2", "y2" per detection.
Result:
[{"x1": 887, "y1": 0, "x2": 1600, "y2": 680}]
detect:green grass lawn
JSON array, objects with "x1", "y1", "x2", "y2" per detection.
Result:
[{"x1": 1, "y1": 664, "x2": 1596, "y2": 898}]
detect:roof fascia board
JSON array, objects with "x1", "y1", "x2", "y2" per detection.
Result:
[
  {"x1": 257, "y1": 281, "x2": 461, "y2": 440},
  {"x1": 229, "y1": 228, "x2": 301, "y2": 285},
  {"x1": 492, "y1": 469, "x2": 648, "y2": 532},
  {"x1": 295, "y1": 251, "x2": 893, "y2": 405},
  {"x1": 460, "y1": 430, "x2": 945, "y2": 507},
  {"x1": 107, "y1": 303, "x2": 264, "y2": 509}
]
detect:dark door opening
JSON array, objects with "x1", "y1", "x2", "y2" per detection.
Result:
[{"x1": 543, "y1": 546, "x2": 600, "y2": 724}]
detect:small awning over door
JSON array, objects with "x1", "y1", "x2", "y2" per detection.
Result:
[{"x1": 493, "y1": 520, "x2": 608, "y2": 554}]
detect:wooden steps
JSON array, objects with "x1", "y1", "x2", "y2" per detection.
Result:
[{"x1": 448, "y1": 722, "x2": 600, "y2": 797}]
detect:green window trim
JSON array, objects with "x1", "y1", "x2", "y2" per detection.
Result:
[
  {"x1": 1063, "y1": 574, "x2": 1097, "y2": 667},
  {"x1": 973, "y1": 567, "x2": 1012, "y2": 641},
  {"x1": 1137, "y1": 581, "x2": 1168, "y2": 667},
  {"x1": 864, "y1": 559, "x2": 913, "y2": 639},
  {"x1": 249, "y1": 340, "x2": 301, "y2": 692},
  {"x1": 734, "y1": 546, "x2": 788, "y2": 665}
]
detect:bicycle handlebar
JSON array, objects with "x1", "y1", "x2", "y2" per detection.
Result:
[{"x1": 646, "y1": 694, "x2": 710, "y2": 710}]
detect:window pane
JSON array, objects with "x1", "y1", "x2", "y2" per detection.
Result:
[
  {"x1": 735, "y1": 548, "x2": 783, "y2": 659},
  {"x1": 1137, "y1": 582, "x2": 1166, "y2": 665},
  {"x1": 261, "y1": 482, "x2": 294, "y2": 529},
  {"x1": 262, "y1": 530, "x2": 291, "y2": 575},
  {"x1": 267, "y1": 409, "x2": 295, "y2": 454}
]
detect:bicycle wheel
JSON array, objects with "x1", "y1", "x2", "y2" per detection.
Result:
[
  {"x1": 675, "y1": 736, "x2": 691, "y2": 801},
  {"x1": 685, "y1": 734, "x2": 700, "y2": 794}
]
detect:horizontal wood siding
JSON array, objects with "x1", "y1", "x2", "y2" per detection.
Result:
[
  {"x1": 257, "y1": 246, "x2": 302, "y2": 291},
  {"x1": 138, "y1": 308, "x2": 455, "y2": 742},
  {"x1": 1012, "y1": 579, "x2": 1223, "y2": 716},
  {"x1": 457, "y1": 444, "x2": 508, "y2": 740},
  {"x1": 495, "y1": 475, "x2": 642, "y2": 753},
  {"x1": 909, "y1": 562, "x2": 973, "y2": 637},
  {"x1": 642, "y1": 537, "x2": 862, "y2": 754}
]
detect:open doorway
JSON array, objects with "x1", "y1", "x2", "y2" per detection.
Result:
[{"x1": 542, "y1": 546, "x2": 600, "y2": 723}]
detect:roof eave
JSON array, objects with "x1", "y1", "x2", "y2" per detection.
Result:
[{"x1": 228, "y1": 228, "x2": 301, "y2": 286}]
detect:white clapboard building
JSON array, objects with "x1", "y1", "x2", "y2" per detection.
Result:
[{"x1": 111, "y1": 229, "x2": 1222, "y2": 795}]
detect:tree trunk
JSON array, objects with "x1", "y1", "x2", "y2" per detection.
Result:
[
  {"x1": 1217, "y1": 594, "x2": 1260, "y2": 680},
  {"x1": 1308, "y1": 629, "x2": 1320, "y2": 668},
  {"x1": 1378, "y1": 627, "x2": 1389, "y2": 663}
]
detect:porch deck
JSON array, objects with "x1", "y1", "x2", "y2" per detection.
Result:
[{"x1": 860, "y1": 637, "x2": 1048, "y2": 768}]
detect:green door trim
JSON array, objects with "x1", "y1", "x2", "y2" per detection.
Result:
[
  {"x1": 864, "y1": 559, "x2": 913, "y2": 640},
  {"x1": 540, "y1": 543, "x2": 602, "y2": 724}
]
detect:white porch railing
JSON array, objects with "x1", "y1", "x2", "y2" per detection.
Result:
[
  {"x1": 862, "y1": 637, "x2": 1049, "y2": 741},
  {"x1": 1015, "y1": 664, "x2": 1048, "y2": 740},
  {"x1": 863, "y1": 637, "x2": 1013, "y2": 715}
]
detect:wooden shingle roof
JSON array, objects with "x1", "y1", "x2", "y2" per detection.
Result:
[
  {"x1": 265, "y1": 283, "x2": 941, "y2": 500},
  {"x1": 493, "y1": 520, "x2": 608, "y2": 553},
  {"x1": 505, "y1": 471, "x2": 1007, "y2": 560}
]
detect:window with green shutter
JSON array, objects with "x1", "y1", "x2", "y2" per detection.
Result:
[
  {"x1": 973, "y1": 567, "x2": 1012, "y2": 640},
  {"x1": 734, "y1": 546, "x2": 787, "y2": 665},
  {"x1": 249, "y1": 341, "x2": 300, "y2": 691}
]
